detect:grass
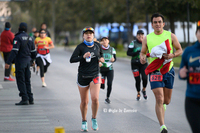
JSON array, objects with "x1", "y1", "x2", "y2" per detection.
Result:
[{"x1": 116, "y1": 49, "x2": 182, "y2": 67}]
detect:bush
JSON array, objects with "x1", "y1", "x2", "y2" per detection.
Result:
[{"x1": 117, "y1": 44, "x2": 124, "y2": 51}]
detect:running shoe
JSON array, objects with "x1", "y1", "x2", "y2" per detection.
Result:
[
  {"x1": 160, "y1": 125, "x2": 168, "y2": 133},
  {"x1": 163, "y1": 104, "x2": 167, "y2": 111},
  {"x1": 81, "y1": 121, "x2": 88, "y2": 132},
  {"x1": 142, "y1": 90, "x2": 148, "y2": 100},
  {"x1": 91, "y1": 118, "x2": 98, "y2": 131},
  {"x1": 42, "y1": 82, "x2": 47, "y2": 87},
  {"x1": 105, "y1": 98, "x2": 110, "y2": 104},
  {"x1": 36, "y1": 71, "x2": 39, "y2": 75},
  {"x1": 4, "y1": 76, "x2": 15, "y2": 81},
  {"x1": 136, "y1": 94, "x2": 140, "y2": 101}
]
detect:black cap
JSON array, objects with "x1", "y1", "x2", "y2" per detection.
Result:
[
  {"x1": 5, "y1": 22, "x2": 11, "y2": 28},
  {"x1": 100, "y1": 36, "x2": 108, "y2": 41},
  {"x1": 19, "y1": 22, "x2": 27, "y2": 32},
  {"x1": 137, "y1": 30, "x2": 144, "y2": 35}
]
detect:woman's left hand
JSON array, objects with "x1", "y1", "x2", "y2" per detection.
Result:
[
  {"x1": 99, "y1": 57, "x2": 104, "y2": 63},
  {"x1": 110, "y1": 57, "x2": 115, "y2": 62}
]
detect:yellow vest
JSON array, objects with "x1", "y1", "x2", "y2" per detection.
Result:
[{"x1": 147, "y1": 30, "x2": 173, "y2": 70}]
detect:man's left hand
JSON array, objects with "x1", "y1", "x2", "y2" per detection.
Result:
[
  {"x1": 5, "y1": 63, "x2": 10, "y2": 69},
  {"x1": 163, "y1": 53, "x2": 174, "y2": 59}
]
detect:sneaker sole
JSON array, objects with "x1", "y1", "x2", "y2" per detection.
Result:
[
  {"x1": 91, "y1": 127, "x2": 99, "y2": 131},
  {"x1": 91, "y1": 119, "x2": 99, "y2": 131},
  {"x1": 81, "y1": 129, "x2": 88, "y2": 132},
  {"x1": 161, "y1": 128, "x2": 168, "y2": 133}
]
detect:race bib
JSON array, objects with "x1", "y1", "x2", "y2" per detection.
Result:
[
  {"x1": 133, "y1": 71, "x2": 139, "y2": 77},
  {"x1": 93, "y1": 76, "x2": 101, "y2": 84},
  {"x1": 101, "y1": 77, "x2": 105, "y2": 84},
  {"x1": 150, "y1": 72, "x2": 163, "y2": 82},
  {"x1": 189, "y1": 72, "x2": 200, "y2": 84}
]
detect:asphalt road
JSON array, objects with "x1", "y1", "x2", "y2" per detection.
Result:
[{"x1": 0, "y1": 47, "x2": 191, "y2": 133}]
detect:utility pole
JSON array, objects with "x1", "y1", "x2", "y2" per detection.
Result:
[
  {"x1": 52, "y1": 0, "x2": 55, "y2": 43},
  {"x1": 92, "y1": 0, "x2": 95, "y2": 28},
  {"x1": 187, "y1": 2, "x2": 190, "y2": 46},
  {"x1": 146, "y1": 13, "x2": 149, "y2": 34},
  {"x1": 126, "y1": 0, "x2": 130, "y2": 44}
]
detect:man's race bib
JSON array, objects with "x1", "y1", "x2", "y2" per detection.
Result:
[
  {"x1": 150, "y1": 72, "x2": 163, "y2": 82},
  {"x1": 189, "y1": 72, "x2": 200, "y2": 84}
]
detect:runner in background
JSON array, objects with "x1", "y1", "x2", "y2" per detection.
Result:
[
  {"x1": 99, "y1": 37, "x2": 116, "y2": 104},
  {"x1": 179, "y1": 21, "x2": 200, "y2": 133},
  {"x1": 34, "y1": 29, "x2": 54, "y2": 87},
  {"x1": 127, "y1": 30, "x2": 148, "y2": 101}
]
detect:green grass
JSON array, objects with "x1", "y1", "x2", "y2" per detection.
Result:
[
  {"x1": 172, "y1": 56, "x2": 182, "y2": 67},
  {"x1": 116, "y1": 49, "x2": 182, "y2": 67}
]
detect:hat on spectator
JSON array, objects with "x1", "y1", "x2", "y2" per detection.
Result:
[
  {"x1": 137, "y1": 30, "x2": 144, "y2": 34},
  {"x1": 5, "y1": 22, "x2": 11, "y2": 28}
]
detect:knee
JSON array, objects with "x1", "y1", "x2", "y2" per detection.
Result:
[
  {"x1": 164, "y1": 99, "x2": 171, "y2": 105},
  {"x1": 155, "y1": 95, "x2": 164, "y2": 104},
  {"x1": 81, "y1": 100, "x2": 89, "y2": 107},
  {"x1": 91, "y1": 97, "x2": 98, "y2": 104}
]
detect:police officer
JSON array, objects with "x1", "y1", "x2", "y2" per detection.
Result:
[{"x1": 5, "y1": 22, "x2": 37, "y2": 105}]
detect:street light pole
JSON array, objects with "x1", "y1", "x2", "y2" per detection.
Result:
[
  {"x1": 52, "y1": 0, "x2": 55, "y2": 43},
  {"x1": 187, "y1": 2, "x2": 190, "y2": 46},
  {"x1": 126, "y1": 0, "x2": 130, "y2": 44}
]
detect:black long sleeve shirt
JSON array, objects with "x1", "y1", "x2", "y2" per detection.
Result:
[{"x1": 70, "y1": 42, "x2": 103, "y2": 76}]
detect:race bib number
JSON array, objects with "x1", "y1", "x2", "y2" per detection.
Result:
[
  {"x1": 93, "y1": 76, "x2": 101, "y2": 84},
  {"x1": 133, "y1": 71, "x2": 139, "y2": 77},
  {"x1": 189, "y1": 72, "x2": 200, "y2": 84},
  {"x1": 101, "y1": 77, "x2": 105, "y2": 84},
  {"x1": 150, "y1": 73, "x2": 163, "y2": 82}
]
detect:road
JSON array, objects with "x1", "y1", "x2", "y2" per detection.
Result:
[{"x1": 0, "y1": 47, "x2": 191, "y2": 133}]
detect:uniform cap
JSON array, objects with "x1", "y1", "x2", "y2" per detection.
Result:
[{"x1": 19, "y1": 22, "x2": 27, "y2": 29}]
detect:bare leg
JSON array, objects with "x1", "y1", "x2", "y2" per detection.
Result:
[
  {"x1": 152, "y1": 87, "x2": 165, "y2": 126},
  {"x1": 78, "y1": 85, "x2": 89, "y2": 121},
  {"x1": 163, "y1": 87, "x2": 173, "y2": 105},
  {"x1": 90, "y1": 81, "x2": 100, "y2": 119}
]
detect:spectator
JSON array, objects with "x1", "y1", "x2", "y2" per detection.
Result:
[
  {"x1": 5, "y1": 22, "x2": 37, "y2": 105},
  {"x1": 0, "y1": 22, "x2": 15, "y2": 81}
]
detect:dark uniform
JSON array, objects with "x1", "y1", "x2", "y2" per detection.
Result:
[{"x1": 6, "y1": 22, "x2": 37, "y2": 105}]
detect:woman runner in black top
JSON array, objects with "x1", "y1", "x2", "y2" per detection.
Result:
[{"x1": 70, "y1": 27, "x2": 104, "y2": 131}]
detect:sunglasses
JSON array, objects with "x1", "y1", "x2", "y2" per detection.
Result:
[
  {"x1": 83, "y1": 27, "x2": 94, "y2": 32},
  {"x1": 40, "y1": 32, "x2": 46, "y2": 34}
]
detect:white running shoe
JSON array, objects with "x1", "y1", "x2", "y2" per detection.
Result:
[{"x1": 42, "y1": 82, "x2": 47, "y2": 87}]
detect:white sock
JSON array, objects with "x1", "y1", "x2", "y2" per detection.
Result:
[{"x1": 160, "y1": 125, "x2": 166, "y2": 129}]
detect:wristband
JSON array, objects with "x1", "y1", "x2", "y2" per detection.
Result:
[{"x1": 173, "y1": 53, "x2": 175, "y2": 58}]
